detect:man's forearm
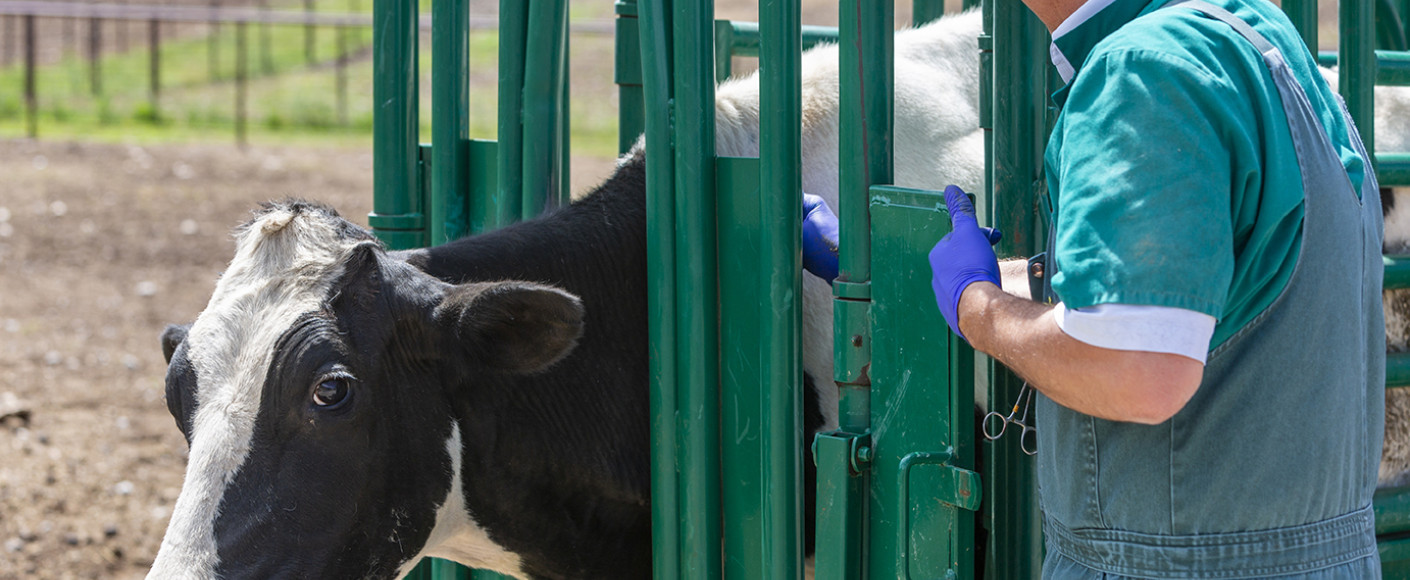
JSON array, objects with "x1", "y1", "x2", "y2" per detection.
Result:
[
  {"x1": 958, "y1": 282, "x2": 1204, "y2": 424},
  {"x1": 999, "y1": 258, "x2": 1030, "y2": 301}
]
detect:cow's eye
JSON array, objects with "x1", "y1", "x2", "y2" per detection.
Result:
[{"x1": 312, "y1": 377, "x2": 351, "y2": 409}]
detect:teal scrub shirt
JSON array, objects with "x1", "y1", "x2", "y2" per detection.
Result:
[{"x1": 1044, "y1": 0, "x2": 1367, "y2": 349}]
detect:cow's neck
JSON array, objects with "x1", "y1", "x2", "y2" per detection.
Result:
[{"x1": 405, "y1": 151, "x2": 653, "y2": 578}]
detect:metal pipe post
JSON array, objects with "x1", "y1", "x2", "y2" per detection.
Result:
[
  {"x1": 431, "y1": 0, "x2": 469, "y2": 245},
  {"x1": 913, "y1": 0, "x2": 945, "y2": 26},
  {"x1": 614, "y1": 0, "x2": 645, "y2": 153},
  {"x1": 369, "y1": 0, "x2": 422, "y2": 250},
  {"x1": 520, "y1": 0, "x2": 569, "y2": 217},
  {"x1": 495, "y1": 0, "x2": 528, "y2": 228},
  {"x1": 669, "y1": 1, "x2": 720, "y2": 578},
  {"x1": 1281, "y1": 0, "x2": 1318, "y2": 53},
  {"x1": 1342, "y1": 0, "x2": 1375, "y2": 157},
  {"x1": 635, "y1": 0, "x2": 681, "y2": 577},
  {"x1": 834, "y1": 0, "x2": 892, "y2": 430},
  {"x1": 759, "y1": 0, "x2": 804, "y2": 576}
]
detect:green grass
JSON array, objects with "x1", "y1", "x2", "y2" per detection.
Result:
[{"x1": 0, "y1": 1, "x2": 623, "y2": 159}]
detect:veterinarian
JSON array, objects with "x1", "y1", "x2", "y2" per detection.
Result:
[{"x1": 805, "y1": 0, "x2": 1386, "y2": 576}]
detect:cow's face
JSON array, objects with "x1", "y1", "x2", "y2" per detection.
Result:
[{"x1": 149, "y1": 202, "x2": 584, "y2": 579}]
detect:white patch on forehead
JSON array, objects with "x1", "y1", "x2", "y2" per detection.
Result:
[
  {"x1": 149, "y1": 206, "x2": 369, "y2": 578},
  {"x1": 399, "y1": 421, "x2": 526, "y2": 579}
]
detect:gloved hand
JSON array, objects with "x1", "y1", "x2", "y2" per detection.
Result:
[
  {"x1": 929, "y1": 185, "x2": 1002, "y2": 342},
  {"x1": 802, "y1": 193, "x2": 840, "y2": 284}
]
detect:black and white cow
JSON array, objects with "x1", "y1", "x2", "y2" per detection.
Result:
[{"x1": 149, "y1": 11, "x2": 986, "y2": 580}]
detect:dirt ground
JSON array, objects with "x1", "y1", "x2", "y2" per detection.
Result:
[{"x1": 0, "y1": 138, "x2": 618, "y2": 579}]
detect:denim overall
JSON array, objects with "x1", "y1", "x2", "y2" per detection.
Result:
[{"x1": 1037, "y1": 1, "x2": 1386, "y2": 577}]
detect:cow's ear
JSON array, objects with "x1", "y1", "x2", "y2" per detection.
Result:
[
  {"x1": 161, "y1": 324, "x2": 191, "y2": 364},
  {"x1": 435, "y1": 281, "x2": 585, "y2": 374}
]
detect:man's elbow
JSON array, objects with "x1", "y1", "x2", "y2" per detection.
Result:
[{"x1": 1116, "y1": 354, "x2": 1205, "y2": 425}]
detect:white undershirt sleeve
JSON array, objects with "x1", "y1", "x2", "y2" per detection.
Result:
[{"x1": 1052, "y1": 302, "x2": 1216, "y2": 364}]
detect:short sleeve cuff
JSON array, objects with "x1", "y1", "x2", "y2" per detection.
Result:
[{"x1": 1053, "y1": 302, "x2": 1216, "y2": 364}]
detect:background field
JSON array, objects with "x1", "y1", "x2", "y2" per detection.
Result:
[{"x1": 0, "y1": 0, "x2": 1340, "y2": 578}]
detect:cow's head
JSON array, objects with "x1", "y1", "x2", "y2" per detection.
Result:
[{"x1": 149, "y1": 201, "x2": 584, "y2": 579}]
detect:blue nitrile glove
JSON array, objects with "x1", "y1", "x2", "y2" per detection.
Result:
[
  {"x1": 930, "y1": 185, "x2": 1003, "y2": 341},
  {"x1": 802, "y1": 193, "x2": 840, "y2": 284}
]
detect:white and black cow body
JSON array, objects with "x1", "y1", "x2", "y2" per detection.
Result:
[{"x1": 151, "y1": 11, "x2": 985, "y2": 580}]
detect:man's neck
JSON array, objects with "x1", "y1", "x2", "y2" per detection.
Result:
[{"x1": 1020, "y1": 0, "x2": 1090, "y2": 32}]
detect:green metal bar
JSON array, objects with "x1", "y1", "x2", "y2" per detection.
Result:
[
  {"x1": 636, "y1": 0, "x2": 680, "y2": 578},
  {"x1": 912, "y1": 0, "x2": 945, "y2": 26},
  {"x1": 1316, "y1": 51, "x2": 1410, "y2": 87},
  {"x1": 369, "y1": 0, "x2": 422, "y2": 250},
  {"x1": 1384, "y1": 153, "x2": 1410, "y2": 187},
  {"x1": 718, "y1": 156, "x2": 767, "y2": 580},
  {"x1": 813, "y1": 432, "x2": 867, "y2": 580},
  {"x1": 669, "y1": 1, "x2": 720, "y2": 578},
  {"x1": 557, "y1": 6, "x2": 571, "y2": 208},
  {"x1": 1280, "y1": 0, "x2": 1318, "y2": 54},
  {"x1": 495, "y1": 0, "x2": 528, "y2": 227},
  {"x1": 836, "y1": 0, "x2": 889, "y2": 292},
  {"x1": 1379, "y1": 0, "x2": 1408, "y2": 51},
  {"x1": 1373, "y1": 50, "x2": 1410, "y2": 86},
  {"x1": 430, "y1": 559, "x2": 471, "y2": 580},
  {"x1": 1342, "y1": 0, "x2": 1376, "y2": 160},
  {"x1": 521, "y1": 0, "x2": 569, "y2": 218},
  {"x1": 467, "y1": 140, "x2": 501, "y2": 236},
  {"x1": 1380, "y1": 485, "x2": 1410, "y2": 535},
  {"x1": 403, "y1": 559, "x2": 433, "y2": 580},
  {"x1": 710, "y1": 21, "x2": 839, "y2": 58},
  {"x1": 983, "y1": 0, "x2": 1048, "y2": 577},
  {"x1": 827, "y1": 16, "x2": 890, "y2": 572},
  {"x1": 714, "y1": 20, "x2": 734, "y2": 83},
  {"x1": 1378, "y1": 534, "x2": 1410, "y2": 575},
  {"x1": 1387, "y1": 255, "x2": 1410, "y2": 290},
  {"x1": 1389, "y1": 351, "x2": 1410, "y2": 389},
  {"x1": 615, "y1": 1, "x2": 644, "y2": 154},
  {"x1": 759, "y1": 0, "x2": 804, "y2": 576},
  {"x1": 832, "y1": 0, "x2": 891, "y2": 441},
  {"x1": 430, "y1": 0, "x2": 469, "y2": 246}
]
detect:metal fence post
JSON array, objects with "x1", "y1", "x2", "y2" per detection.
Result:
[
  {"x1": 495, "y1": 0, "x2": 528, "y2": 228},
  {"x1": 636, "y1": 0, "x2": 682, "y2": 576},
  {"x1": 430, "y1": 0, "x2": 469, "y2": 246},
  {"x1": 369, "y1": 0, "x2": 423, "y2": 250},
  {"x1": 1343, "y1": 0, "x2": 1375, "y2": 160},
  {"x1": 669, "y1": 1, "x2": 721, "y2": 578},
  {"x1": 759, "y1": 0, "x2": 804, "y2": 576},
  {"x1": 520, "y1": 0, "x2": 570, "y2": 215}
]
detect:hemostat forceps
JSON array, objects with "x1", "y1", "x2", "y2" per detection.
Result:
[{"x1": 983, "y1": 382, "x2": 1037, "y2": 456}]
